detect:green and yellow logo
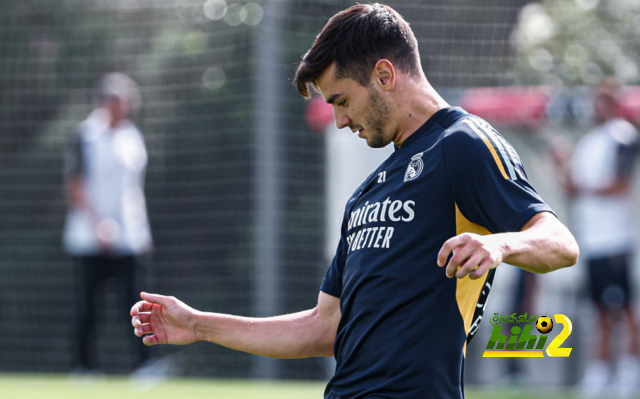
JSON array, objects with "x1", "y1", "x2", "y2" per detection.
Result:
[{"x1": 483, "y1": 313, "x2": 572, "y2": 358}]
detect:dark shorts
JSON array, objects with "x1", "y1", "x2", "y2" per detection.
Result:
[{"x1": 587, "y1": 253, "x2": 632, "y2": 310}]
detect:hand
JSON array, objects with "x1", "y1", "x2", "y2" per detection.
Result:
[
  {"x1": 95, "y1": 218, "x2": 119, "y2": 256},
  {"x1": 130, "y1": 292, "x2": 200, "y2": 346},
  {"x1": 436, "y1": 233, "x2": 505, "y2": 280}
]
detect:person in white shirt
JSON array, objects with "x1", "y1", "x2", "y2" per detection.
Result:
[
  {"x1": 63, "y1": 73, "x2": 153, "y2": 374},
  {"x1": 554, "y1": 77, "x2": 639, "y2": 398}
]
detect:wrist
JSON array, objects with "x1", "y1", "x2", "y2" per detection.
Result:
[
  {"x1": 495, "y1": 233, "x2": 515, "y2": 264},
  {"x1": 192, "y1": 310, "x2": 206, "y2": 342},
  {"x1": 192, "y1": 310, "x2": 222, "y2": 343}
]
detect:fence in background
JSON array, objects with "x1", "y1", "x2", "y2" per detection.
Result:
[{"x1": 2, "y1": 0, "x2": 635, "y2": 384}]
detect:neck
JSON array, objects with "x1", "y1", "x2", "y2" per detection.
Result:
[
  {"x1": 109, "y1": 116, "x2": 124, "y2": 129},
  {"x1": 393, "y1": 78, "x2": 449, "y2": 148},
  {"x1": 597, "y1": 114, "x2": 616, "y2": 125}
]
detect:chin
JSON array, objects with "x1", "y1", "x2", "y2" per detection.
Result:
[
  {"x1": 365, "y1": 134, "x2": 391, "y2": 149},
  {"x1": 366, "y1": 139, "x2": 389, "y2": 149}
]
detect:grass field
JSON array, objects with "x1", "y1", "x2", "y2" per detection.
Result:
[{"x1": 0, "y1": 374, "x2": 579, "y2": 399}]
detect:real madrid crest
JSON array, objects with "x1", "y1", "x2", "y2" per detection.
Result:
[{"x1": 404, "y1": 152, "x2": 424, "y2": 182}]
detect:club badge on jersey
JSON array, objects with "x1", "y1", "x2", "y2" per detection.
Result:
[{"x1": 404, "y1": 152, "x2": 425, "y2": 182}]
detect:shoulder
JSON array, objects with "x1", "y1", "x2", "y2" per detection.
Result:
[
  {"x1": 123, "y1": 120, "x2": 145, "y2": 140},
  {"x1": 607, "y1": 118, "x2": 639, "y2": 146},
  {"x1": 121, "y1": 119, "x2": 141, "y2": 132},
  {"x1": 441, "y1": 114, "x2": 500, "y2": 156},
  {"x1": 441, "y1": 114, "x2": 523, "y2": 181},
  {"x1": 115, "y1": 121, "x2": 147, "y2": 151},
  {"x1": 77, "y1": 108, "x2": 110, "y2": 141}
]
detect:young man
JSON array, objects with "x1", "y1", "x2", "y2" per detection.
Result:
[
  {"x1": 131, "y1": 4, "x2": 578, "y2": 398},
  {"x1": 553, "y1": 77, "x2": 639, "y2": 397}
]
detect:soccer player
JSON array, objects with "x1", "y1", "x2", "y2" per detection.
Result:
[{"x1": 130, "y1": 4, "x2": 578, "y2": 398}]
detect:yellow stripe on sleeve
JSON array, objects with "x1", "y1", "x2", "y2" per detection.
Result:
[{"x1": 461, "y1": 119, "x2": 509, "y2": 180}]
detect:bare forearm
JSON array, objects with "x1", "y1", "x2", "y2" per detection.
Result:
[
  {"x1": 439, "y1": 212, "x2": 578, "y2": 279},
  {"x1": 500, "y1": 216, "x2": 579, "y2": 273},
  {"x1": 194, "y1": 308, "x2": 335, "y2": 358}
]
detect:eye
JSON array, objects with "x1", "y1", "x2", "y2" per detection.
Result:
[{"x1": 338, "y1": 100, "x2": 347, "y2": 107}]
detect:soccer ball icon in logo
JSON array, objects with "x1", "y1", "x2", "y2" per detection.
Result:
[{"x1": 536, "y1": 316, "x2": 553, "y2": 334}]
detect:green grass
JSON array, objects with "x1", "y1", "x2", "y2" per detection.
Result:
[
  {"x1": 0, "y1": 375, "x2": 324, "y2": 399},
  {"x1": 0, "y1": 374, "x2": 578, "y2": 399}
]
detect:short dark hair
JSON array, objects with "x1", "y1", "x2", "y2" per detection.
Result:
[{"x1": 294, "y1": 3, "x2": 421, "y2": 98}]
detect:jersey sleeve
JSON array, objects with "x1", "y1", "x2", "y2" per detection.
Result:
[
  {"x1": 442, "y1": 117, "x2": 555, "y2": 234},
  {"x1": 320, "y1": 221, "x2": 348, "y2": 298},
  {"x1": 616, "y1": 137, "x2": 638, "y2": 181},
  {"x1": 63, "y1": 131, "x2": 84, "y2": 184}
]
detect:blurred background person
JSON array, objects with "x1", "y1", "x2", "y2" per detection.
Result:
[
  {"x1": 62, "y1": 73, "x2": 154, "y2": 376},
  {"x1": 552, "y1": 77, "x2": 640, "y2": 398},
  {"x1": 504, "y1": 269, "x2": 539, "y2": 384}
]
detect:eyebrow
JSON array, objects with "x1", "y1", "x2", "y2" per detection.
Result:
[{"x1": 325, "y1": 94, "x2": 343, "y2": 104}]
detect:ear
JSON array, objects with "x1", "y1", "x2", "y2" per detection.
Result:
[{"x1": 372, "y1": 59, "x2": 396, "y2": 91}]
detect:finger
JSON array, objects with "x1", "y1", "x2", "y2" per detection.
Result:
[
  {"x1": 140, "y1": 292, "x2": 173, "y2": 307},
  {"x1": 134, "y1": 323, "x2": 154, "y2": 337},
  {"x1": 445, "y1": 244, "x2": 478, "y2": 279},
  {"x1": 131, "y1": 313, "x2": 151, "y2": 328},
  {"x1": 130, "y1": 300, "x2": 154, "y2": 316},
  {"x1": 137, "y1": 313, "x2": 151, "y2": 324},
  {"x1": 468, "y1": 258, "x2": 496, "y2": 280},
  {"x1": 142, "y1": 334, "x2": 159, "y2": 346},
  {"x1": 454, "y1": 252, "x2": 484, "y2": 279},
  {"x1": 454, "y1": 252, "x2": 485, "y2": 279},
  {"x1": 437, "y1": 235, "x2": 466, "y2": 267}
]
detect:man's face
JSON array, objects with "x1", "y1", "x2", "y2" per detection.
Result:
[
  {"x1": 316, "y1": 64, "x2": 393, "y2": 148},
  {"x1": 104, "y1": 95, "x2": 130, "y2": 124}
]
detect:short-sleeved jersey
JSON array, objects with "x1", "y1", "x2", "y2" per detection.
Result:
[{"x1": 321, "y1": 107, "x2": 554, "y2": 399}]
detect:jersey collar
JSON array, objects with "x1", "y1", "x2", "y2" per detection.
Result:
[{"x1": 394, "y1": 106, "x2": 468, "y2": 151}]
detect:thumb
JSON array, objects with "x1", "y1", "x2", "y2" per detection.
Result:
[{"x1": 140, "y1": 292, "x2": 173, "y2": 307}]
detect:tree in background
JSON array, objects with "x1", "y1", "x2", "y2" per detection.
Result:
[{"x1": 511, "y1": 0, "x2": 640, "y2": 86}]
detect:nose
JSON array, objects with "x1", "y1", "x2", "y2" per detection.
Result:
[{"x1": 334, "y1": 108, "x2": 351, "y2": 130}]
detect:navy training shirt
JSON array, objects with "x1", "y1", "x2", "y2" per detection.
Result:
[{"x1": 320, "y1": 107, "x2": 555, "y2": 399}]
